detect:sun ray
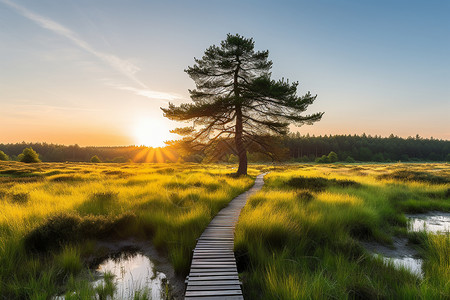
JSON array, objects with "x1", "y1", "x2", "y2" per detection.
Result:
[{"x1": 133, "y1": 147, "x2": 149, "y2": 163}]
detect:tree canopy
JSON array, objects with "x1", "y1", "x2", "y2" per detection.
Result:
[
  {"x1": 18, "y1": 147, "x2": 41, "y2": 163},
  {"x1": 162, "y1": 34, "x2": 323, "y2": 175},
  {"x1": 0, "y1": 150, "x2": 9, "y2": 161},
  {"x1": 90, "y1": 155, "x2": 102, "y2": 163}
]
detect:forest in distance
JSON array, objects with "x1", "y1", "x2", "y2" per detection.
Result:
[{"x1": 1, "y1": 133, "x2": 449, "y2": 164}]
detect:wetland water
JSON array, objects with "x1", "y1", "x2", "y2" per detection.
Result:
[
  {"x1": 407, "y1": 212, "x2": 450, "y2": 233},
  {"x1": 93, "y1": 252, "x2": 170, "y2": 299},
  {"x1": 85, "y1": 239, "x2": 183, "y2": 299},
  {"x1": 364, "y1": 212, "x2": 450, "y2": 277}
]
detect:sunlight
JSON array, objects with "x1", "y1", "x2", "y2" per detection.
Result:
[{"x1": 133, "y1": 118, "x2": 169, "y2": 147}]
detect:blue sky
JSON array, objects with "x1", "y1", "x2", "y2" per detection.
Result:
[{"x1": 1, "y1": 0, "x2": 449, "y2": 146}]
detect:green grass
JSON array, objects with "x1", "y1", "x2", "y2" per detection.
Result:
[
  {"x1": 0, "y1": 161, "x2": 258, "y2": 299},
  {"x1": 1, "y1": 161, "x2": 448, "y2": 299},
  {"x1": 235, "y1": 163, "x2": 450, "y2": 299}
]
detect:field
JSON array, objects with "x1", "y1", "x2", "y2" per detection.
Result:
[
  {"x1": 0, "y1": 162, "x2": 258, "y2": 298},
  {"x1": 235, "y1": 163, "x2": 449, "y2": 299},
  {"x1": 0, "y1": 162, "x2": 449, "y2": 299}
]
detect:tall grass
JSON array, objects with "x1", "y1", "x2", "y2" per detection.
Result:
[
  {"x1": 0, "y1": 161, "x2": 257, "y2": 299},
  {"x1": 235, "y1": 163, "x2": 450, "y2": 299}
]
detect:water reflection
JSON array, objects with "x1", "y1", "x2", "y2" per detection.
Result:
[
  {"x1": 363, "y1": 212, "x2": 449, "y2": 278},
  {"x1": 94, "y1": 252, "x2": 169, "y2": 300},
  {"x1": 378, "y1": 255, "x2": 423, "y2": 277},
  {"x1": 407, "y1": 212, "x2": 450, "y2": 233},
  {"x1": 363, "y1": 237, "x2": 422, "y2": 277}
]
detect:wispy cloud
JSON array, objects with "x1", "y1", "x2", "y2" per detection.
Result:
[
  {"x1": 1, "y1": 0, "x2": 181, "y2": 102},
  {"x1": 108, "y1": 83, "x2": 181, "y2": 103}
]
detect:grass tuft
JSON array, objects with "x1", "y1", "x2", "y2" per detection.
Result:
[{"x1": 24, "y1": 213, "x2": 137, "y2": 252}]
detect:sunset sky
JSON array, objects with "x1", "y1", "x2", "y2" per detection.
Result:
[{"x1": 1, "y1": 0, "x2": 449, "y2": 147}]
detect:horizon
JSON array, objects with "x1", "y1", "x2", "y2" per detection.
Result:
[
  {"x1": 1, "y1": 132, "x2": 448, "y2": 149},
  {"x1": 1, "y1": 0, "x2": 449, "y2": 147}
]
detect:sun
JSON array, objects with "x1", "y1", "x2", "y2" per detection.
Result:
[{"x1": 133, "y1": 117, "x2": 171, "y2": 147}]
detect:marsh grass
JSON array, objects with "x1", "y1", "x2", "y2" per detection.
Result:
[
  {"x1": 0, "y1": 161, "x2": 257, "y2": 299},
  {"x1": 55, "y1": 245, "x2": 83, "y2": 276},
  {"x1": 236, "y1": 163, "x2": 450, "y2": 299},
  {"x1": 10, "y1": 192, "x2": 30, "y2": 204}
]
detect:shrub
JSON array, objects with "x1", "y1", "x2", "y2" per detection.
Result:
[
  {"x1": 11, "y1": 192, "x2": 30, "y2": 204},
  {"x1": 315, "y1": 155, "x2": 329, "y2": 163},
  {"x1": 287, "y1": 176, "x2": 361, "y2": 191},
  {"x1": 378, "y1": 170, "x2": 449, "y2": 184},
  {"x1": 18, "y1": 147, "x2": 41, "y2": 163},
  {"x1": 345, "y1": 156, "x2": 356, "y2": 163},
  {"x1": 327, "y1": 151, "x2": 339, "y2": 163},
  {"x1": 90, "y1": 155, "x2": 102, "y2": 163},
  {"x1": 0, "y1": 150, "x2": 9, "y2": 161},
  {"x1": 287, "y1": 176, "x2": 329, "y2": 191},
  {"x1": 24, "y1": 213, "x2": 137, "y2": 252},
  {"x1": 228, "y1": 154, "x2": 238, "y2": 163}
]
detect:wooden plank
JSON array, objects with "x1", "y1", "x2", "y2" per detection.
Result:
[
  {"x1": 185, "y1": 296, "x2": 244, "y2": 300},
  {"x1": 189, "y1": 272, "x2": 237, "y2": 276},
  {"x1": 191, "y1": 260, "x2": 236, "y2": 264},
  {"x1": 193, "y1": 254, "x2": 235, "y2": 258},
  {"x1": 190, "y1": 268, "x2": 237, "y2": 273},
  {"x1": 186, "y1": 284, "x2": 241, "y2": 291},
  {"x1": 192, "y1": 254, "x2": 233, "y2": 257},
  {"x1": 192, "y1": 258, "x2": 235, "y2": 262},
  {"x1": 193, "y1": 250, "x2": 234, "y2": 253},
  {"x1": 190, "y1": 264, "x2": 237, "y2": 269},
  {"x1": 187, "y1": 280, "x2": 241, "y2": 286},
  {"x1": 184, "y1": 173, "x2": 266, "y2": 299},
  {"x1": 188, "y1": 275, "x2": 239, "y2": 281},
  {"x1": 193, "y1": 252, "x2": 235, "y2": 255},
  {"x1": 193, "y1": 250, "x2": 234, "y2": 254},
  {"x1": 190, "y1": 264, "x2": 236, "y2": 269},
  {"x1": 192, "y1": 261, "x2": 236, "y2": 265},
  {"x1": 185, "y1": 290, "x2": 242, "y2": 297}
]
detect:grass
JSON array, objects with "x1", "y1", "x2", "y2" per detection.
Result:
[
  {"x1": 0, "y1": 161, "x2": 258, "y2": 299},
  {"x1": 235, "y1": 163, "x2": 450, "y2": 299},
  {"x1": 1, "y1": 161, "x2": 448, "y2": 299}
]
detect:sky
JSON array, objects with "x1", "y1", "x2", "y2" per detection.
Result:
[{"x1": 1, "y1": 0, "x2": 449, "y2": 147}]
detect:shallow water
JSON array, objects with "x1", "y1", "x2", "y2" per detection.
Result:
[
  {"x1": 93, "y1": 252, "x2": 170, "y2": 299},
  {"x1": 363, "y1": 212, "x2": 450, "y2": 278},
  {"x1": 378, "y1": 255, "x2": 423, "y2": 277},
  {"x1": 407, "y1": 212, "x2": 450, "y2": 233},
  {"x1": 362, "y1": 237, "x2": 423, "y2": 277}
]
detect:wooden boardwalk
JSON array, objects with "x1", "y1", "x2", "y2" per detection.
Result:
[{"x1": 184, "y1": 173, "x2": 266, "y2": 300}]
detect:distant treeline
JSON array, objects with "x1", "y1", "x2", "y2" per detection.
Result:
[
  {"x1": 0, "y1": 134, "x2": 449, "y2": 163},
  {"x1": 0, "y1": 143, "x2": 179, "y2": 163},
  {"x1": 283, "y1": 134, "x2": 450, "y2": 162}
]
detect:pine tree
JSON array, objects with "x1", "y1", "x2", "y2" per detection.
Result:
[{"x1": 162, "y1": 34, "x2": 323, "y2": 175}]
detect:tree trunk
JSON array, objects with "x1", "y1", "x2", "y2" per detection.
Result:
[
  {"x1": 235, "y1": 106, "x2": 247, "y2": 175},
  {"x1": 232, "y1": 53, "x2": 247, "y2": 176}
]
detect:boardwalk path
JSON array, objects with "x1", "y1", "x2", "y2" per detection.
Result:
[{"x1": 184, "y1": 173, "x2": 266, "y2": 300}]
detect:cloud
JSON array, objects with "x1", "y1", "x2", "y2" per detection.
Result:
[
  {"x1": 107, "y1": 83, "x2": 181, "y2": 103},
  {"x1": 1, "y1": 0, "x2": 145, "y2": 87},
  {"x1": 0, "y1": 0, "x2": 180, "y2": 104}
]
